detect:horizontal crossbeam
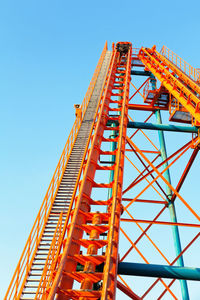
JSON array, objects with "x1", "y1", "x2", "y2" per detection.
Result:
[
  {"x1": 118, "y1": 262, "x2": 200, "y2": 281},
  {"x1": 127, "y1": 122, "x2": 199, "y2": 133},
  {"x1": 131, "y1": 70, "x2": 151, "y2": 76}
]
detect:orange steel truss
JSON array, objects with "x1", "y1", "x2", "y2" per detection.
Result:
[
  {"x1": 4, "y1": 41, "x2": 108, "y2": 300},
  {"x1": 161, "y1": 46, "x2": 200, "y2": 84},
  {"x1": 4, "y1": 42, "x2": 200, "y2": 300}
]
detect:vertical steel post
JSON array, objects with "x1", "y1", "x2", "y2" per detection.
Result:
[
  {"x1": 108, "y1": 124, "x2": 117, "y2": 199},
  {"x1": 150, "y1": 76, "x2": 189, "y2": 300},
  {"x1": 108, "y1": 72, "x2": 123, "y2": 199}
]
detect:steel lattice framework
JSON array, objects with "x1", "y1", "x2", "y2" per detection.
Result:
[{"x1": 4, "y1": 42, "x2": 200, "y2": 300}]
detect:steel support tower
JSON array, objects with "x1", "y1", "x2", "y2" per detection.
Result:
[{"x1": 4, "y1": 42, "x2": 200, "y2": 300}]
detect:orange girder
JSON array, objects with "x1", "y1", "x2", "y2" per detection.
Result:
[
  {"x1": 46, "y1": 42, "x2": 132, "y2": 300},
  {"x1": 4, "y1": 42, "x2": 200, "y2": 300},
  {"x1": 4, "y1": 42, "x2": 108, "y2": 300},
  {"x1": 138, "y1": 46, "x2": 200, "y2": 125}
]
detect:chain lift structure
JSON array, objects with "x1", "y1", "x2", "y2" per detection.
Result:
[{"x1": 4, "y1": 42, "x2": 200, "y2": 300}]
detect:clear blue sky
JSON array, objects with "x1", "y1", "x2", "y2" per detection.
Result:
[{"x1": 1, "y1": 0, "x2": 200, "y2": 298}]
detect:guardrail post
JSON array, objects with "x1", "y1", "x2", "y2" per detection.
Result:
[
  {"x1": 36, "y1": 212, "x2": 40, "y2": 246},
  {"x1": 15, "y1": 265, "x2": 20, "y2": 298},
  {"x1": 27, "y1": 237, "x2": 31, "y2": 274}
]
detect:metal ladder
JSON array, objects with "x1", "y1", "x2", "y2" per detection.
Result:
[
  {"x1": 48, "y1": 42, "x2": 132, "y2": 300},
  {"x1": 20, "y1": 51, "x2": 112, "y2": 300}
]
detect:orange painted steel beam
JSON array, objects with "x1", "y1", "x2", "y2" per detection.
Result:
[
  {"x1": 124, "y1": 138, "x2": 194, "y2": 197},
  {"x1": 128, "y1": 145, "x2": 169, "y2": 199},
  {"x1": 139, "y1": 47, "x2": 200, "y2": 124},
  {"x1": 4, "y1": 41, "x2": 108, "y2": 300},
  {"x1": 120, "y1": 206, "x2": 167, "y2": 262},
  {"x1": 124, "y1": 140, "x2": 194, "y2": 211},
  {"x1": 124, "y1": 153, "x2": 167, "y2": 203},
  {"x1": 161, "y1": 45, "x2": 200, "y2": 84},
  {"x1": 125, "y1": 149, "x2": 160, "y2": 154},
  {"x1": 121, "y1": 218, "x2": 200, "y2": 228},
  {"x1": 4, "y1": 42, "x2": 200, "y2": 300},
  {"x1": 124, "y1": 138, "x2": 190, "y2": 197},
  {"x1": 129, "y1": 112, "x2": 154, "y2": 140},
  {"x1": 171, "y1": 148, "x2": 199, "y2": 202},
  {"x1": 116, "y1": 281, "x2": 141, "y2": 300},
  {"x1": 142, "y1": 232, "x2": 200, "y2": 298},
  {"x1": 128, "y1": 112, "x2": 160, "y2": 152},
  {"x1": 158, "y1": 47, "x2": 200, "y2": 94},
  {"x1": 129, "y1": 79, "x2": 149, "y2": 102},
  {"x1": 158, "y1": 234, "x2": 200, "y2": 298},
  {"x1": 122, "y1": 208, "x2": 171, "y2": 265},
  {"x1": 43, "y1": 42, "x2": 133, "y2": 300},
  {"x1": 101, "y1": 42, "x2": 132, "y2": 300},
  {"x1": 128, "y1": 103, "x2": 164, "y2": 111},
  {"x1": 158, "y1": 279, "x2": 176, "y2": 300},
  {"x1": 125, "y1": 137, "x2": 200, "y2": 225},
  {"x1": 123, "y1": 153, "x2": 161, "y2": 195},
  {"x1": 126, "y1": 137, "x2": 200, "y2": 223},
  {"x1": 35, "y1": 212, "x2": 63, "y2": 298},
  {"x1": 48, "y1": 47, "x2": 117, "y2": 300},
  {"x1": 122, "y1": 198, "x2": 167, "y2": 204},
  {"x1": 120, "y1": 228, "x2": 178, "y2": 299}
]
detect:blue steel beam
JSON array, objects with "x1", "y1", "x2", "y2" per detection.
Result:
[
  {"x1": 150, "y1": 75, "x2": 189, "y2": 299},
  {"x1": 127, "y1": 121, "x2": 199, "y2": 133},
  {"x1": 155, "y1": 110, "x2": 190, "y2": 300},
  {"x1": 118, "y1": 262, "x2": 200, "y2": 281},
  {"x1": 131, "y1": 70, "x2": 151, "y2": 76}
]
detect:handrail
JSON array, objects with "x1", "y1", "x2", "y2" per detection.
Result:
[
  {"x1": 35, "y1": 213, "x2": 63, "y2": 299},
  {"x1": 46, "y1": 43, "x2": 115, "y2": 300},
  {"x1": 143, "y1": 79, "x2": 150, "y2": 99},
  {"x1": 4, "y1": 41, "x2": 108, "y2": 300},
  {"x1": 38, "y1": 48, "x2": 112, "y2": 298},
  {"x1": 161, "y1": 46, "x2": 200, "y2": 84},
  {"x1": 139, "y1": 46, "x2": 200, "y2": 124}
]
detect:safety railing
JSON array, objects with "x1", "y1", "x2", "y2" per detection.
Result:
[
  {"x1": 143, "y1": 79, "x2": 150, "y2": 99},
  {"x1": 4, "y1": 41, "x2": 108, "y2": 300},
  {"x1": 161, "y1": 45, "x2": 200, "y2": 84},
  {"x1": 169, "y1": 96, "x2": 179, "y2": 114},
  {"x1": 35, "y1": 213, "x2": 63, "y2": 299}
]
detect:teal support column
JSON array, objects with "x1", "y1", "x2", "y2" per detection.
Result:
[
  {"x1": 150, "y1": 75, "x2": 189, "y2": 300},
  {"x1": 155, "y1": 110, "x2": 190, "y2": 299}
]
